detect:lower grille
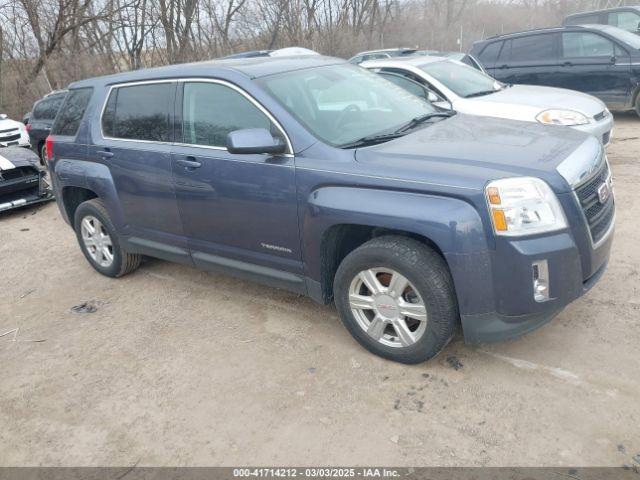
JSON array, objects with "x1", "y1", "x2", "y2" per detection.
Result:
[
  {"x1": 574, "y1": 160, "x2": 614, "y2": 245},
  {"x1": 602, "y1": 131, "x2": 611, "y2": 145},
  {"x1": 0, "y1": 133, "x2": 21, "y2": 142}
]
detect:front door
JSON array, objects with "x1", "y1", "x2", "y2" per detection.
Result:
[
  {"x1": 557, "y1": 31, "x2": 631, "y2": 108},
  {"x1": 171, "y1": 80, "x2": 303, "y2": 287}
]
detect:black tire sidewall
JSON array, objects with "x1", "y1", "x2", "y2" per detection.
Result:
[
  {"x1": 334, "y1": 239, "x2": 457, "y2": 364},
  {"x1": 74, "y1": 201, "x2": 124, "y2": 278}
]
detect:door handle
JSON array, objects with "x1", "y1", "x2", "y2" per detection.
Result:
[
  {"x1": 562, "y1": 61, "x2": 572, "y2": 67},
  {"x1": 176, "y1": 157, "x2": 202, "y2": 170},
  {"x1": 98, "y1": 149, "x2": 114, "y2": 159},
  {"x1": 498, "y1": 64, "x2": 508, "y2": 69}
]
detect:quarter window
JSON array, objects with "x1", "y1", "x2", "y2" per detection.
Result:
[
  {"x1": 510, "y1": 34, "x2": 556, "y2": 62},
  {"x1": 182, "y1": 82, "x2": 276, "y2": 148},
  {"x1": 52, "y1": 88, "x2": 93, "y2": 136},
  {"x1": 562, "y1": 32, "x2": 615, "y2": 57},
  {"x1": 102, "y1": 83, "x2": 174, "y2": 142}
]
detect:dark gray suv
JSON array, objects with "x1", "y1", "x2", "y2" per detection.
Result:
[{"x1": 46, "y1": 55, "x2": 614, "y2": 364}]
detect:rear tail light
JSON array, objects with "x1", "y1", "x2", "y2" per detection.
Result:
[{"x1": 45, "y1": 135, "x2": 54, "y2": 161}]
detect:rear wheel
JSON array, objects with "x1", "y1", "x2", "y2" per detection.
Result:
[
  {"x1": 40, "y1": 143, "x2": 47, "y2": 166},
  {"x1": 74, "y1": 199, "x2": 142, "y2": 277},
  {"x1": 334, "y1": 236, "x2": 458, "y2": 364}
]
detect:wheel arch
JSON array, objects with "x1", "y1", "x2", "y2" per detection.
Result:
[{"x1": 303, "y1": 186, "x2": 490, "y2": 305}]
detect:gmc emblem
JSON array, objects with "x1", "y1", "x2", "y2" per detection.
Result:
[{"x1": 597, "y1": 181, "x2": 611, "y2": 204}]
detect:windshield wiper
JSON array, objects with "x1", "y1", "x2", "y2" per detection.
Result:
[
  {"x1": 465, "y1": 89, "x2": 498, "y2": 98},
  {"x1": 338, "y1": 132, "x2": 406, "y2": 149},
  {"x1": 338, "y1": 111, "x2": 456, "y2": 149},
  {"x1": 394, "y1": 111, "x2": 456, "y2": 134}
]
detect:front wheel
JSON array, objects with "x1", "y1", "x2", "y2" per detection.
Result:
[{"x1": 334, "y1": 236, "x2": 458, "y2": 364}]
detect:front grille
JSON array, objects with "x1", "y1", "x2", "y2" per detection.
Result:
[
  {"x1": 602, "y1": 131, "x2": 611, "y2": 145},
  {"x1": 0, "y1": 127, "x2": 18, "y2": 134},
  {"x1": 593, "y1": 111, "x2": 608, "y2": 121},
  {"x1": 574, "y1": 160, "x2": 614, "y2": 245},
  {"x1": 0, "y1": 166, "x2": 38, "y2": 182},
  {"x1": 0, "y1": 133, "x2": 21, "y2": 142}
]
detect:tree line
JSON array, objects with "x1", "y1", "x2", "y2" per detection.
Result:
[{"x1": 0, "y1": 0, "x2": 631, "y2": 118}]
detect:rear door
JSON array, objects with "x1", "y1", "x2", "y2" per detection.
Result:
[
  {"x1": 496, "y1": 33, "x2": 560, "y2": 87},
  {"x1": 558, "y1": 31, "x2": 631, "y2": 107},
  {"x1": 29, "y1": 93, "x2": 66, "y2": 157},
  {"x1": 89, "y1": 81, "x2": 188, "y2": 260},
  {"x1": 171, "y1": 80, "x2": 303, "y2": 285}
]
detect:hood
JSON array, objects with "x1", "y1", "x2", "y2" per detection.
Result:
[
  {"x1": 467, "y1": 85, "x2": 606, "y2": 118},
  {"x1": 0, "y1": 118, "x2": 25, "y2": 132},
  {"x1": 0, "y1": 146, "x2": 40, "y2": 170},
  {"x1": 355, "y1": 113, "x2": 600, "y2": 193}
]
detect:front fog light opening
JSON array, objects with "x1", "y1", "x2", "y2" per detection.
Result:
[{"x1": 532, "y1": 260, "x2": 549, "y2": 302}]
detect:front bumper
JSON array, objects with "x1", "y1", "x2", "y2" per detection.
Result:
[
  {"x1": 456, "y1": 216, "x2": 614, "y2": 344},
  {"x1": 0, "y1": 170, "x2": 53, "y2": 212},
  {"x1": 572, "y1": 114, "x2": 614, "y2": 147}
]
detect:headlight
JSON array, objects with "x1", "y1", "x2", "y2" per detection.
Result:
[
  {"x1": 485, "y1": 177, "x2": 567, "y2": 236},
  {"x1": 536, "y1": 109, "x2": 589, "y2": 126}
]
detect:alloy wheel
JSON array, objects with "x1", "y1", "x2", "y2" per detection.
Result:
[
  {"x1": 80, "y1": 215, "x2": 114, "y2": 268},
  {"x1": 348, "y1": 268, "x2": 428, "y2": 348}
]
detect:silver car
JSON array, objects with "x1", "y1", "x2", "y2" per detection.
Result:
[{"x1": 362, "y1": 56, "x2": 614, "y2": 146}]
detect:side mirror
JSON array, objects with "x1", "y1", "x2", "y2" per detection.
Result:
[
  {"x1": 226, "y1": 128, "x2": 287, "y2": 155},
  {"x1": 0, "y1": 114, "x2": 7, "y2": 120}
]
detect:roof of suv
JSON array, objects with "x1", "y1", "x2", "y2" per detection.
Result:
[
  {"x1": 479, "y1": 24, "x2": 620, "y2": 43},
  {"x1": 69, "y1": 55, "x2": 344, "y2": 89},
  {"x1": 565, "y1": 5, "x2": 640, "y2": 18}
]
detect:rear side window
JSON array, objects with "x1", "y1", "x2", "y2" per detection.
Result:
[
  {"x1": 608, "y1": 11, "x2": 640, "y2": 32},
  {"x1": 33, "y1": 94, "x2": 65, "y2": 120},
  {"x1": 478, "y1": 42, "x2": 502, "y2": 63},
  {"x1": 562, "y1": 32, "x2": 615, "y2": 57},
  {"x1": 565, "y1": 13, "x2": 602, "y2": 26},
  {"x1": 102, "y1": 82, "x2": 174, "y2": 142},
  {"x1": 510, "y1": 34, "x2": 556, "y2": 62},
  {"x1": 182, "y1": 82, "x2": 274, "y2": 148},
  {"x1": 52, "y1": 88, "x2": 93, "y2": 136}
]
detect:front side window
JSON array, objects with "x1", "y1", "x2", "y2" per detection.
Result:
[
  {"x1": 102, "y1": 82, "x2": 173, "y2": 142},
  {"x1": 419, "y1": 60, "x2": 499, "y2": 98},
  {"x1": 562, "y1": 32, "x2": 615, "y2": 57},
  {"x1": 52, "y1": 88, "x2": 93, "y2": 136},
  {"x1": 608, "y1": 11, "x2": 640, "y2": 32},
  {"x1": 258, "y1": 64, "x2": 436, "y2": 147},
  {"x1": 182, "y1": 82, "x2": 274, "y2": 148},
  {"x1": 478, "y1": 42, "x2": 502, "y2": 63},
  {"x1": 510, "y1": 34, "x2": 556, "y2": 61}
]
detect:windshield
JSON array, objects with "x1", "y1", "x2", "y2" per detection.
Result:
[
  {"x1": 257, "y1": 64, "x2": 436, "y2": 147},
  {"x1": 420, "y1": 60, "x2": 499, "y2": 98},
  {"x1": 592, "y1": 25, "x2": 640, "y2": 49}
]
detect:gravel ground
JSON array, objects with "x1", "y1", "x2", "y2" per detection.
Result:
[{"x1": 0, "y1": 114, "x2": 638, "y2": 467}]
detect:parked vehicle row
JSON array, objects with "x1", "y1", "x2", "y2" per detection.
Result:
[
  {"x1": 363, "y1": 55, "x2": 614, "y2": 144},
  {"x1": 45, "y1": 54, "x2": 614, "y2": 364},
  {"x1": 471, "y1": 24, "x2": 640, "y2": 116}
]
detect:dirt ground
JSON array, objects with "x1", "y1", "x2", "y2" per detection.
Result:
[{"x1": 0, "y1": 114, "x2": 639, "y2": 467}]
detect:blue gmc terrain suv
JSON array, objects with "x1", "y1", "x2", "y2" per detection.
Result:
[{"x1": 47, "y1": 55, "x2": 615, "y2": 364}]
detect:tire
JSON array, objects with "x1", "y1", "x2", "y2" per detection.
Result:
[
  {"x1": 334, "y1": 236, "x2": 458, "y2": 364},
  {"x1": 73, "y1": 198, "x2": 142, "y2": 278},
  {"x1": 40, "y1": 143, "x2": 47, "y2": 166},
  {"x1": 636, "y1": 94, "x2": 640, "y2": 118}
]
